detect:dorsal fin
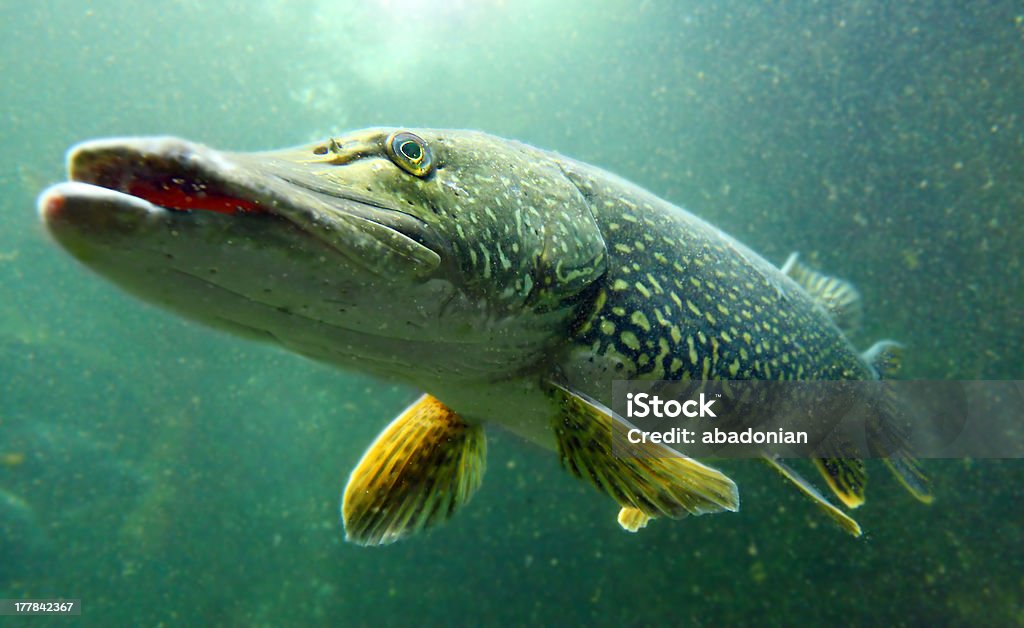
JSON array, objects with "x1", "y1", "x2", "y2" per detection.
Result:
[{"x1": 781, "y1": 253, "x2": 863, "y2": 335}]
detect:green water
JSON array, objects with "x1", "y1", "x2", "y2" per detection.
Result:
[{"x1": 1, "y1": 1, "x2": 1022, "y2": 625}]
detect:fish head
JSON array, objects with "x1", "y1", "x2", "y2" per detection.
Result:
[{"x1": 38, "y1": 128, "x2": 607, "y2": 381}]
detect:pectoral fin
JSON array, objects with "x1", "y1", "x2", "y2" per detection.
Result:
[
  {"x1": 342, "y1": 394, "x2": 486, "y2": 546},
  {"x1": 547, "y1": 382, "x2": 739, "y2": 529},
  {"x1": 762, "y1": 455, "x2": 862, "y2": 537}
]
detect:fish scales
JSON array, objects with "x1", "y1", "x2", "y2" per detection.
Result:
[{"x1": 559, "y1": 160, "x2": 867, "y2": 386}]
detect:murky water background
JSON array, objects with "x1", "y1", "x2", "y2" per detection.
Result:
[{"x1": 1, "y1": 1, "x2": 1021, "y2": 624}]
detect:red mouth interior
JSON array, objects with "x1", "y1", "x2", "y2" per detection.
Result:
[{"x1": 128, "y1": 180, "x2": 263, "y2": 215}]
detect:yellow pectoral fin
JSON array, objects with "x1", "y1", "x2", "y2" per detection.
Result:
[
  {"x1": 342, "y1": 394, "x2": 486, "y2": 546},
  {"x1": 548, "y1": 382, "x2": 739, "y2": 523}
]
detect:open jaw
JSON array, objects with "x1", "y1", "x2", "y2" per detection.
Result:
[
  {"x1": 38, "y1": 137, "x2": 444, "y2": 277},
  {"x1": 39, "y1": 137, "x2": 306, "y2": 226}
]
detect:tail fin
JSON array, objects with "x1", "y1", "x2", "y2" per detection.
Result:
[
  {"x1": 867, "y1": 383, "x2": 934, "y2": 503},
  {"x1": 862, "y1": 340, "x2": 904, "y2": 378},
  {"x1": 861, "y1": 339, "x2": 932, "y2": 503}
]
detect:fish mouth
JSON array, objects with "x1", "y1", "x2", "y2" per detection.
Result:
[{"x1": 39, "y1": 137, "x2": 444, "y2": 278}]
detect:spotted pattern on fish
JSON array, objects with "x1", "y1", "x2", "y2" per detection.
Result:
[{"x1": 559, "y1": 162, "x2": 868, "y2": 383}]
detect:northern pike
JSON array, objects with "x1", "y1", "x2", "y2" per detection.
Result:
[{"x1": 38, "y1": 129, "x2": 930, "y2": 545}]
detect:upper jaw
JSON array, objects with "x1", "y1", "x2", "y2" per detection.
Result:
[{"x1": 40, "y1": 136, "x2": 446, "y2": 279}]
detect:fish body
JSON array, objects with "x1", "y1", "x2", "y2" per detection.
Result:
[
  {"x1": 557, "y1": 158, "x2": 870, "y2": 390},
  {"x1": 38, "y1": 128, "x2": 928, "y2": 544}
]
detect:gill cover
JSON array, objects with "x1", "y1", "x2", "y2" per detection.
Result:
[{"x1": 527, "y1": 176, "x2": 607, "y2": 311}]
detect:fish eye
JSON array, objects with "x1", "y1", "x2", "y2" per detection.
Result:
[{"x1": 386, "y1": 131, "x2": 433, "y2": 177}]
